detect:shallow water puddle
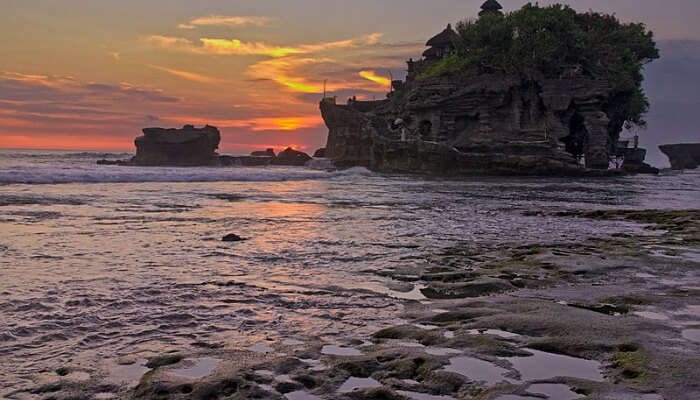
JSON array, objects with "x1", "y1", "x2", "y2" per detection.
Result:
[
  {"x1": 467, "y1": 329, "x2": 521, "y2": 339},
  {"x1": 633, "y1": 311, "x2": 669, "y2": 320},
  {"x1": 396, "y1": 390, "x2": 456, "y2": 400},
  {"x1": 390, "y1": 284, "x2": 428, "y2": 300},
  {"x1": 424, "y1": 347, "x2": 462, "y2": 356},
  {"x1": 528, "y1": 383, "x2": 583, "y2": 400},
  {"x1": 255, "y1": 369, "x2": 275, "y2": 377},
  {"x1": 298, "y1": 358, "x2": 327, "y2": 371},
  {"x1": 247, "y1": 344, "x2": 275, "y2": 353},
  {"x1": 285, "y1": 390, "x2": 323, "y2": 400},
  {"x1": 64, "y1": 371, "x2": 91, "y2": 381},
  {"x1": 414, "y1": 323, "x2": 439, "y2": 330},
  {"x1": 508, "y1": 349, "x2": 604, "y2": 382},
  {"x1": 276, "y1": 374, "x2": 295, "y2": 383},
  {"x1": 105, "y1": 359, "x2": 150, "y2": 387},
  {"x1": 396, "y1": 340, "x2": 425, "y2": 348},
  {"x1": 282, "y1": 339, "x2": 305, "y2": 346},
  {"x1": 337, "y1": 377, "x2": 382, "y2": 393},
  {"x1": 94, "y1": 393, "x2": 117, "y2": 400},
  {"x1": 321, "y1": 345, "x2": 362, "y2": 356},
  {"x1": 682, "y1": 328, "x2": 700, "y2": 343},
  {"x1": 443, "y1": 356, "x2": 513, "y2": 385},
  {"x1": 673, "y1": 305, "x2": 700, "y2": 318},
  {"x1": 170, "y1": 358, "x2": 220, "y2": 378}
]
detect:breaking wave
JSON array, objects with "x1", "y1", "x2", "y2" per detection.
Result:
[{"x1": 0, "y1": 165, "x2": 374, "y2": 185}]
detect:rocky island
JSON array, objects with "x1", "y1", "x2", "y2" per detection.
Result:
[
  {"x1": 98, "y1": 125, "x2": 221, "y2": 166},
  {"x1": 320, "y1": 1, "x2": 660, "y2": 176},
  {"x1": 660, "y1": 143, "x2": 700, "y2": 170},
  {"x1": 98, "y1": 126, "x2": 314, "y2": 167}
]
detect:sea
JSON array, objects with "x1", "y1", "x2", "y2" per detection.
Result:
[{"x1": 0, "y1": 149, "x2": 698, "y2": 396}]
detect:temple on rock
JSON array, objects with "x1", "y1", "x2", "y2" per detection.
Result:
[
  {"x1": 423, "y1": 24, "x2": 458, "y2": 60},
  {"x1": 318, "y1": 1, "x2": 657, "y2": 176}
]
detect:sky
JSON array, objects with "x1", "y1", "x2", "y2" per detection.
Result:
[{"x1": 1, "y1": 0, "x2": 699, "y2": 165}]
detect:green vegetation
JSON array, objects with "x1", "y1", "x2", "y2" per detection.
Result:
[
  {"x1": 612, "y1": 348, "x2": 649, "y2": 381},
  {"x1": 420, "y1": 3, "x2": 659, "y2": 129}
]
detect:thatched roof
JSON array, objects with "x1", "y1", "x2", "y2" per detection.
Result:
[
  {"x1": 422, "y1": 46, "x2": 442, "y2": 59},
  {"x1": 426, "y1": 24, "x2": 458, "y2": 47},
  {"x1": 481, "y1": 0, "x2": 503, "y2": 12}
]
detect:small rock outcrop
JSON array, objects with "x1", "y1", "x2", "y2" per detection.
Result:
[
  {"x1": 222, "y1": 233, "x2": 246, "y2": 242},
  {"x1": 251, "y1": 149, "x2": 276, "y2": 157},
  {"x1": 660, "y1": 144, "x2": 700, "y2": 170},
  {"x1": 131, "y1": 125, "x2": 220, "y2": 166},
  {"x1": 313, "y1": 148, "x2": 327, "y2": 158},
  {"x1": 272, "y1": 147, "x2": 313, "y2": 166},
  {"x1": 619, "y1": 148, "x2": 659, "y2": 174}
]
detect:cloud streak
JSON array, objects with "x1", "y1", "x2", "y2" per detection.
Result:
[
  {"x1": 179, "y1": 16, "x2": 275, "y2": 29},
  {"x1": 148, "y1": 33, "x2": 383, "y2": 58},
  {"x1": 148, "y1": 65, "x2": 220, "y2": 84},
  {"x1": 359, "y1": 70, "x2": 390, "y2": 86}
]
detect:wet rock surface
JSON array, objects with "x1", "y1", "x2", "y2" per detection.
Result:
[{"x1": 16, "y1": 209, "x2": 698, "y2": 400}]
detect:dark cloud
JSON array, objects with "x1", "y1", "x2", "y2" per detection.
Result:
[{"x1": 82, "y1": 83, "x2": 180, "y2": 103}]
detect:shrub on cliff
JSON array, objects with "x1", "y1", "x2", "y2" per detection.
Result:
[{"x1": 420, "y1": 3, "x2": 659, "y2": 129}]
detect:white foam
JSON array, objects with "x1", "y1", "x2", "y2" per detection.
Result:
[{"x1": 0, "y1": 165, "x2": 374, "y2": 185}]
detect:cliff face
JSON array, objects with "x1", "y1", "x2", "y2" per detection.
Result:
[
  {"x1": 132, "y1": 125, "x2": 220, "y2": 166},
  {"x1": 320, "y1": 73, "x2": 625, "y2": 175},
  {"x1": 660, "y1": 144, "x2": 700, "y2": 170}
]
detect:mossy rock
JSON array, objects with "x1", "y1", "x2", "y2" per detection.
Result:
[
  {"x1": 421, "y1": 279, "x2": 515, "y2": 299},
  {"x1": 145, "y1": 354, "x2": 183, "y2": 369}
]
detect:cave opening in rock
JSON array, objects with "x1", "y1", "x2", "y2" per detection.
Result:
[
  {"x1": 561, "y1": 113, "x2": 588, "y2": 159},
  {"x1": 454, "y1": 114, "x2": 480, "y2": 141},
  {"x1": 419, "y1": 120, "x2": 433, "y2": 140}
]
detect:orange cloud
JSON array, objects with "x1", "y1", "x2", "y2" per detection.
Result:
[
  {"x1": 148, "y1": 65, "x2": 220, "y2": 84},
  {"x1": 359, "y1": 70, "x2": 390, "y2": 86},
  {"x1": 179, "y1": 16, "x2": 275, "y2": 29},
  {"x1": 247, "y1": 57, "x2": 330, "y2": 93},
  {"x1": 199, "y1": 39, "x2": 303, "y2": 57},
  {"x1": 148, "y1": 33, "x2": 383, "y2": 59},
  {"x1": 147, "y1": 35, "x2": 194, "y2": 49}
]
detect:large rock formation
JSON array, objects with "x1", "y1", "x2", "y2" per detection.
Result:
[
  {"x1": 321, "y1": 73, "x2": 625, "y2": 175},
  {"x1": 131, "y1": 125, "x2": 220, "y2": 166},
  {"x1": 660, "y1": 143, "x2": 700, "y2": 170}
]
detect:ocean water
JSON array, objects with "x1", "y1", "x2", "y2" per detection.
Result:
[{"x1": 0, "y1": 149, "x2": 698, "y2": 395}]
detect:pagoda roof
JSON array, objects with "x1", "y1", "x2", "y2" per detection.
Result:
[
  {"x1": 422, "y1": 46, "x2": 442, "y2": 58},
  {"x1": 426, "y1": 24, "x2": 458, "y2": 47},
  {"x1": 481, "y1": 0, "x2": 503, "y2": 11}
]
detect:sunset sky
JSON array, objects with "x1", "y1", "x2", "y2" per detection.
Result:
[{"x1": 2, "y1": 0, "x2": 699, "y2": 162}]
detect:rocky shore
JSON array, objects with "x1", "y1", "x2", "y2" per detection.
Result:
[{"x1": 27, "y1": 209, "x2": 699, "y2": 400}]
